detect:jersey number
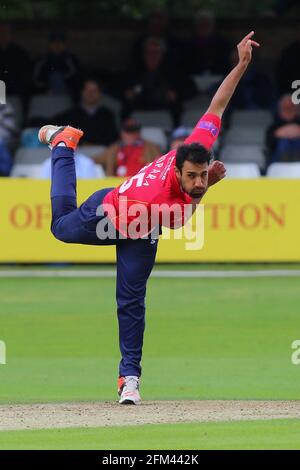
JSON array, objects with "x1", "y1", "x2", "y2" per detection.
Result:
[{"x1": 119, "y1": 163, "x2": 152, "y2": 194}]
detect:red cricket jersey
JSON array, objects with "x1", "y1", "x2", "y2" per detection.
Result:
[
  {"x1": 115, "y1": 140, "x2": 145, "y2": 177},
  {"x1": 103, "y1": 113, "x2": 221, "y2": 238}
]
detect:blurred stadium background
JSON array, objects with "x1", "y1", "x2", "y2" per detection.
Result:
[
  {"x1": 1, "y1": 0, "x2": 300, "y2": 450},
  {"x1": 1, "y1": 0, "x2": 300, "y2": 262}
]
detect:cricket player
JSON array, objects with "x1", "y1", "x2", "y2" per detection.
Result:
[{"x1": 39, "y1": 32, "x2": 259, "y2": 404}]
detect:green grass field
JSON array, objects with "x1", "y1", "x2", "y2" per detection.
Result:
[
  {"x1": 0, "y1": 269, "x2": 300, "y2": 449},
  {"x1": 1, "y1": 419, "x2": 300, "y2": 450}
]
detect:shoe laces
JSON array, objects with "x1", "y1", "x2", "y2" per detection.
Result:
[{"x1": 124, "y1": 376, "x2": 139, "y2": 392}]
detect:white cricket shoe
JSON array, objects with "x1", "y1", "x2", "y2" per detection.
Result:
[{"x1": 118, "y1": 376, "x2": 141, "y2": 405}]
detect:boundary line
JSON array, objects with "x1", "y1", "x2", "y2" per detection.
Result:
[{"x1": 1, "y1": 269, "x2": 300, "y2": 278}]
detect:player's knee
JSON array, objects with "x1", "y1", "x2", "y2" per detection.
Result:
[
  {"x1": 51, "y1": 222, "x2": 72, "y2": 243},
  {"x1": 51, "y1": 224, "x2": 63, "y2": 242},
  {"x1": 117, "y1": 294, "x2": 145, "y2": 311}
]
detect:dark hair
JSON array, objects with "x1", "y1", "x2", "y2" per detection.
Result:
[
  {"x1": 122, "y1": 118, "x2": 141, "y2": 133},
  {"x1": 175, "y1": 143, "x2": 212, "y2": 173},
  {"x1": 81, "y1": 76, "x2": 102, "y2": 91}
]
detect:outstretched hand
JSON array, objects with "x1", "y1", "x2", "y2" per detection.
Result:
[
  {"x1": 237, "y1": 31, "x2": 260, "y2": 66},
  {"x1": 208, "y1": 160, "x2": 226, "y2": 187}
]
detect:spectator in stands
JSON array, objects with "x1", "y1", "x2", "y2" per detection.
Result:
[
  {"x1": 169, "y1": 126, "x2": 191, "y2": 150},
  {"x1": 93, "y1": 117, "x2": 159, "y2": 176},
  {"x1": 0, "y1": 23, "x2": 32, "y2": 103},
  {"x1": 276, "y1": 26, "x2": 300, "y2": 95},
  {"x1": 132, "y1": 9, "x2": 181, "y2": 68},
  {"x1": 54, "y1": 78, "x2": 118, "y2": 146},
  {"x1": 39, "y1": 152, "x2": 101, "y2": 179},
  {"x1": 266, "y1": 94, "x2": 300, "y2": 166},
  {"x1": 33, "y1": 31, "x2": 81, "y2": 98},
  {"x1": 122, "y1": 37, "x2": 195, "y2": 126},
  {"x1": 182, "y1": 10, "x2": 231, "y2": 76},
  {"x1": 0, "y1": 102, "x2": 18, "y2": 176}
]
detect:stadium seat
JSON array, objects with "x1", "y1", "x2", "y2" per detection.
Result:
[
  {"x1": 6, "y1": 95, "x2": 24, "y2": 128},
  {"x1": 28, "y1": 94, "x2": 72, "y2": 121},
  {"x1": 192, "y1": 74, "x2": 223, "y2": 93},
  {"x1": 220, "y1": 144, "x2": 265, "y2": 167},
  {"x1": 141, "y1": 127, "x2": 167, "y2": 151},
  {"x1": 20, "y1": 128, "x2": 43, "y2": 148},
  {"x1": 224, "y1": 163, "x2": 261, "y2": 178},
  {"x1": 77, "y1": 145, "x2": 107, "y2": 159},
  {"x1": 11, "y1": 163, "x2": 42, "y2": 178},
  {"x1": 14, "y1": 147, "x2": 51, "y2": 164},
  {"x1": 266, "y1": 162, "x2": 300, "y2": 178},
  {"x1": 181, "y1": 109, "x2": 207, "y2": 128},
  {"x1": 132, "y1": 111, "x2": 173, "y2": 130},
  {"x1": 230, "y1": 110, "x2": 273, "y2": 128},
  {"x1": 224, "y1": 126, "x2": 265, "y2": 145},
  {"x1": 183, "y1": 94, "x2": 211, "y2": 111}
]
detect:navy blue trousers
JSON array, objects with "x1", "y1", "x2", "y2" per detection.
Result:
[{"x1": 50, "y1": 147, "x2": 158, "y2": 377}]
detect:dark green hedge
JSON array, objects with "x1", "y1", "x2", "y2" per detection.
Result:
[{"x1": 0, "y1": 0, "x2": 298, "y2": 20}]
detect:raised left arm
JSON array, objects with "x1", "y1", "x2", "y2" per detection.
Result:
[{"x1": 207, "y1": 31, "x2": 260, "y2": 119}]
